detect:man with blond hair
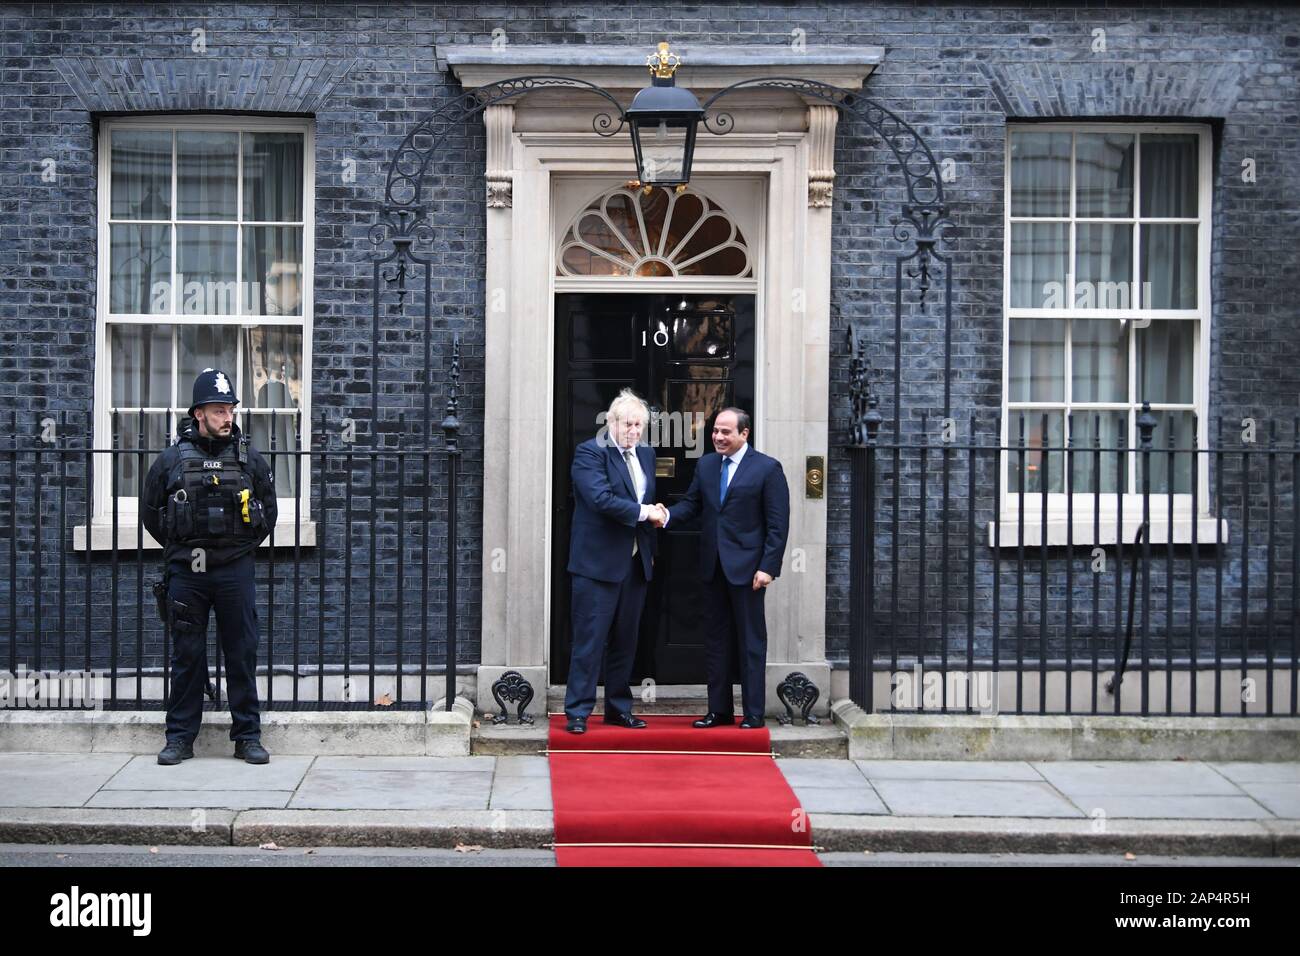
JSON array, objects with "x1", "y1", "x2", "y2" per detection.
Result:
[{"x1": 562, "y1": 388, "x2": 664, "y2": 734}]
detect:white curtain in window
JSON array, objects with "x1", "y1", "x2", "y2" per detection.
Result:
[
  {"x1": 177, "y1": 131, "x2": 238, "y2": 220},
  {"x1": 1137, "y1": 320, "x2": 1195, "y2": 405},
  {"x1": 242, "y1": 326, "x2": 302, "y2": 498},
  {"x1": 109, "y1": 324, "x2": 173, "y2": 493},
  {"x1": 110, "y1": 130, "x2": 172, "y2": 220},
  {"x1": 1008, "y1": 319, "x2": 1065, "y2": 402},
  {"x1": 243, "y1": 132, "x2": 304, "y2": 222},
  {"x1": 1140, "y1": 135, "x2": 1198, "y2": 309}
]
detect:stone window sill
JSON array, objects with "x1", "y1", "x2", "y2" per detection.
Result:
[{"x1": 987, "y1": 516, "x2": 1228, "y2": 549}]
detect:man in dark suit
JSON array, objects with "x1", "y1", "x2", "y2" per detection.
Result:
[
  {"x1": 658, "y1": 408, "x2": 790, "y2": 729},
  {"x1": 563, "y1": 389, "x2": 665, "y2": 734}
]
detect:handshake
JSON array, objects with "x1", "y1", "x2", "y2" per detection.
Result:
[{"x1": 645, "y1": 502, "x2": 670, "y2": 528}]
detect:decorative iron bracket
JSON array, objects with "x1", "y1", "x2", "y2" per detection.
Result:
[
  {"x1": 776, "y1": 671, "x2": 821, "y2": 725},
  {"x1": 490, "y1": 670, "x2": 536, "y2": 725}
]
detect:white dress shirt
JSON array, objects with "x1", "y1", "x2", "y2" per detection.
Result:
[{"x1": 660, "y1": 441, "x2": 748, "y2": 528}]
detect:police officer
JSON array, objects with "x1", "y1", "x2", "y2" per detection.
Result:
[{"x1": 141, "y1": 369, "x2": 278, "y2": 765}]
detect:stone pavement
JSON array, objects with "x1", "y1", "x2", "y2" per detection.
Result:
[{"x1": 0, "y1": 752, "x2": 1298, "y2": 858}]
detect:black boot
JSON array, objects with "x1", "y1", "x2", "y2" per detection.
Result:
[
  {"x1": 157, "y1": 740, "x2": 195, "y2": 765},
  {"x1": 233, "y1": 739, "x2": 270, "y2": 764}
]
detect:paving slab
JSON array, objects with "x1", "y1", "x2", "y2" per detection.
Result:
[
  {"x1": 872, "y1": 779, "x2": 1086, "y2": 818},
  {"x1": 776, "y1": 757, "x2": 869, "y2": 788},
  {"x1": 1067, "y1": 795, "x2": 1276, "y2": 820},
  {"x1": 1033, "y1": 760, "x2": 1243, "y2": 796},
  {"x1": 103, "y1": 755, "x2": 314, "y2": 792},
  {"x1": 488, "y1": 775, "x2": 553, "y2": 811},
  {"x1": 493, "y1": 755, "x2": 550, "y2": 778},
  {"x1": 1210, "y1": 763, "x2": 1300, "y2": 785},
  {"x1": 311, "y1": 756, "x2": 493, "y2": 773},
  {"x1": 288, "y1": 769, "x2": 492, "y2": 811},
  {"x1": 1233, "y1": 783, "x2": 1300, "y2": 818},
  {"x1": 789, "y1": 786, "x2": 888, "y2": 815},
  {"x1": 0, "y1": 753, "x2": 132, "y2": 807},
  {"x1": 85, "y1": 790, "x2": 293, "y2": 810},
  {"x1": 855, "y1": 760, "x2": 1042, "y2": 781}
]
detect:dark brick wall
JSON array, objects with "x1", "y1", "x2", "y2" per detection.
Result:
[
  {"x1": 1, "y1": 2, "x2": 1297, "y2": 688},
  {"x1": 818, "y1": 3, "x2": 1300, "y2": 673}
]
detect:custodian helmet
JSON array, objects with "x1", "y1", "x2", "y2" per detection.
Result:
[{"x1": 188, "y1": 368, "x2": 240, "y2": 416}]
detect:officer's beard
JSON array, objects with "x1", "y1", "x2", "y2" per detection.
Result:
[{"x1": 198, "y1": 419, "x2": 233, "y2": 440}]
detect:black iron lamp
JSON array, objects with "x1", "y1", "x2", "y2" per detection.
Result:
[{"x1": 626, "y1": 42, "x2": 705, "y2": 188}]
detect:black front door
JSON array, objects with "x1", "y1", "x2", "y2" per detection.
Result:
[{"x1": 551, "y1": 292, "x2": 755, "y2": 685}]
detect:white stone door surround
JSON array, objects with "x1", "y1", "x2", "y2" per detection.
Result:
[{"x1": 441, "y1": 44, "x2": 885, "y2": 717}]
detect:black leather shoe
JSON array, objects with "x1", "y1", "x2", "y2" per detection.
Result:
[
  {"x1": 157, "y1": 740, "x2": 194, "y2": 765},
  {"x1": 602, "y1": 712, "x2": 647, "y2": 728},
  {"x1": 233, "y1": 739, "x2": 271, "y2": 764},
  {"x1": 565, "y1": 717, "x2": 588, "y2": 735},
  {"x1": 692, "y1": 713, "x2": 736, "y2": 728},
  {"x1": 739, "y1": 716, "x2": 765, "y2": 729}
]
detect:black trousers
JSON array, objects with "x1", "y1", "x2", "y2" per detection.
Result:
[
  {"x1": 165, "y1": 552, "x2": 262, "y2": 744},
  {"x1": 564, "y1": 553, "x2": 648, "y2": 720},
  {"x1": 703, "y1": 558, "x2": 768, "y2": 720}
]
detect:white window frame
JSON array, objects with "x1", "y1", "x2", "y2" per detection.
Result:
[
  {"x1": 80, "y1": 114, "x2": 315, "y2": 550},
  {"x1": 993, "y1": 122, "x2": 1224, "y2": 547}
]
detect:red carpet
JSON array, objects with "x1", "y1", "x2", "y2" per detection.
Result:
[{"x1": 548, "y1": 715, "x2": 821, "y2": 867}]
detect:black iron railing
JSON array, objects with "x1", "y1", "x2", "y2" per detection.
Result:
[
  {"x1": 1, "y1": 391, "x2": 467, "y2": 713},
  {"x1": 846, "y1": 400, "x2": 1299, "y2": 717}
]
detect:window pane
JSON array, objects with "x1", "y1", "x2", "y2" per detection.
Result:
[
  {"x1": 1138, "y1": 411, "x2": 1196, "y2": 494},
  {"x1": 245, "y1": 411, "x2": 300, "y2": 499},
  {"x1": 1137, "y1": 320, "x2": 1195, "y2": 405},
  {"x1": 178, "y1": 326, "x2": 238, "y2": 408},
  {"x1": 1008, "y1": 410, "x2": 1065, "y2": 493},
  {"x1": 1140, "y1": 224, "x2": 1197, "y2": 309},
  {"x1": 1075, "y1": 132, "x2": 1133, "y2": 218},
  {"x1": 113, "y1": 411, "x2": 171, "y2": 499},
  {"x1": 575, "y1": 213, "x2": 635, "y2": 262},
  {"x1": 242, "y1": 226, "x2": 303, "y2": 316},
  {"x1": 1071, "y1": 320, "x2": 1128, "y2": 402},
  {"x1": 177, "y1": 131, "x2": 238, "y2": 220},
  {"x1": 560, "y1": 244, "x2": 629, "y2": 276},
  {"x1": 241, "y1": 326, "x2": 303, "y2": 410},
  {"x1": 109, "y1": 224, "x2": 171, "y2": 314},
  {"x1": 176, "y1": 225, "x2": 238, "y2": 314},
  {"x1": 638, "y1": 120, "x2": 687, "y2": 182},
  {"x1": 110, "y1": 129, "x2": 171, "y2": 220},
  {"x1": 1140, "y1": 134, "x2": 1198, "y2": 218},
  {"x1": 1010, "y1": 223, "x2": 1068, "y2": 308},
  {"x1": 1068, "y1": 411, "x2": 1127, "y2": 494},
  {"x1": 1010, "y1": 131, "x2": 1071, "y2": 217},
  {"x1": 243, "y1": 132, "x2": 304, "y2": 221},
  {"x1": 110, "y1": 324, "x2": 172, "y2": 408},
  {"x1": 240, "y1": 318, "x2": 302, "y2": 498},
  {"x1": 1074, "y1": 223, "x2": 1133, "y2": 307},
  {"x1": 1009, "y1": 319, "x2": 1065, "y2": 402}
]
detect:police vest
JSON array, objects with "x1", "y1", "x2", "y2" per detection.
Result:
[{"x1": 162, "y1": 436, "x2": 267, "y2": 544}]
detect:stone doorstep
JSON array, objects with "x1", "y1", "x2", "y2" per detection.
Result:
[
  {"x1": 831, "y1": 701, "x2": 1300, "y2": 762},
  {"x1": 1, "y1": 809, "x2": 1296, "y2": 856},
  {"x1": 0, "y1": 699, "x2": 476, "y2": 757},
  {"x1": 471, "y1": 717, "x2": 846, "y2": 757}
]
